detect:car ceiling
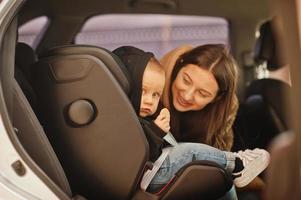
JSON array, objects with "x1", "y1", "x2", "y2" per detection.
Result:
[
  {"x1": 19, "y1": 0, "x2": 271, "y2": 56},
  {"x1": 20, "y1": 0, "x2": 270, "y2": 24}
]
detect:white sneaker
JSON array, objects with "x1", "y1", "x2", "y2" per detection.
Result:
[{"x1": 232, "y1": 148, "x2": 270, "y2": 188}]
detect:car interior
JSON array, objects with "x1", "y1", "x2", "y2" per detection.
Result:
[
  {"x1": 1, "y1": 0, "x2": 300, "y2": 199},
  {"x1": 232, "y1": 20, "x2": 291, "y2": 151}
]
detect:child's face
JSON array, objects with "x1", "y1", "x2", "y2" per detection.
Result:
[{"x1": 140, "y1": 63, "x2": 165, "y2": 117}]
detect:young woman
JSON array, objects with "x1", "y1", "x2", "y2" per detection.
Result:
[
  {"x1": 160, "y1": 44, "x2": 238, "y2": 151},
  {"x1": 148, "y1": 44, "x2": 268, "y2": 199}
]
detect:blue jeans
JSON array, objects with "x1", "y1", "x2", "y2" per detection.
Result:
[{"x1": 149, "y1": 143, "x2": 237, "y2": 200}]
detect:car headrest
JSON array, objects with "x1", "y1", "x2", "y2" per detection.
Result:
[
  {"x1": 254, "y1": 20, "x2": 282, "y2": 71},
  {"x1": 15, "y1": 42, "x2": 37, "y2": 81},
  {"x1": 40, "y1": 45, "x2": 131, "y2": 94}
]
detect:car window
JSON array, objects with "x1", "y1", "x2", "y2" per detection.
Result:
[
  {"x1": 75, "y1": 14, "x2": 229, "y2": 58},
  {"x1": 18, "y1": 16, "x2": 49, "y2": 48}
]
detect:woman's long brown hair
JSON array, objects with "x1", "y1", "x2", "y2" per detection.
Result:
[{"x1": 170, "y1": 44, "x2": 238, "y2": 150}]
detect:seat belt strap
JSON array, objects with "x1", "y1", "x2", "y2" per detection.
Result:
[
  {"x1": 140, "y1": 132, "x2": 178, "y2": 190},
  {"x1": 140, "y1": 147, "x2": 172, "y2": 190}
]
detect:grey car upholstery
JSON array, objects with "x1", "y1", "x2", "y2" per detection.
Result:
[
  {"x1": 32, "y1": 45, "x2": 232, "y2": 200},
  {"x1": 13, "y1": 42, "x2": 72, "y2": 197},
  {"x1": 12, "y1": 79, "x2": 72, "y2": 197}
]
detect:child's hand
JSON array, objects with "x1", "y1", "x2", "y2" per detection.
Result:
[{"x1": 154, "y1": 108, "x2": 170, "y2": 133}]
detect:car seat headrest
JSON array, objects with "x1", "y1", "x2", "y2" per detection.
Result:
[
  {"x1": 254, "y1": 20, "x2": 283, "y2": 71},
  {"x1": 41, "y1": 45, "x2": 131, "y2": 94},
  {"x1": 15, "y1": 42, "x2": 37, "y2": 80}
]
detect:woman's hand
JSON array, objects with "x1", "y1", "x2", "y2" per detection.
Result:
[{"x1": 154, "y1": 108, "x2": 170, "y2": 133}]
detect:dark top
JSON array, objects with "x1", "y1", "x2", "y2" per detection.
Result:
[
  {"x1": 140, "y1": 117, "x2": 166, "y2": 161},
  {"x1": 113, "y1": 46, "x2": 167, "y2": 161}
]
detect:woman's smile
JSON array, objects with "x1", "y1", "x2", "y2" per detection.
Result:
[{"x1": 177, "y1": 93, "x2": 193, "y2": 107}]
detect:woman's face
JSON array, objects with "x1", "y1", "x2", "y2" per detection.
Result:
[{"x1": 171, "y1": 64, "x2": 219, "y2": 112}]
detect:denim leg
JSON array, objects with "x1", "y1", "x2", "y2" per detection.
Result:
[{"x1": 149, "y1": 142, "x2": 235, "y2": 190}]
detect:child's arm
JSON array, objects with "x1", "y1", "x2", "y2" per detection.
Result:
[{"x1": 154, "y1": 108, "x2": 170, "y2": 133}]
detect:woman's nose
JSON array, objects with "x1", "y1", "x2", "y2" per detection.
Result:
[{"x1": 183, "y1": 88, "x2": 194, "y2": 102}]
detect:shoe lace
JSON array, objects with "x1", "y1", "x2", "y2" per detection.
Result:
[{"x1": 235, "y1": 149, "x2": 262, "y2": 167}]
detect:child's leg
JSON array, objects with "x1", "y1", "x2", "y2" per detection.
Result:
[
  {"x1": 149, "y1": 142, "x2": 270, "y2": 193},
  {"x1": 149, "y1": 142, "x2": 235, "y2": 191}
]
